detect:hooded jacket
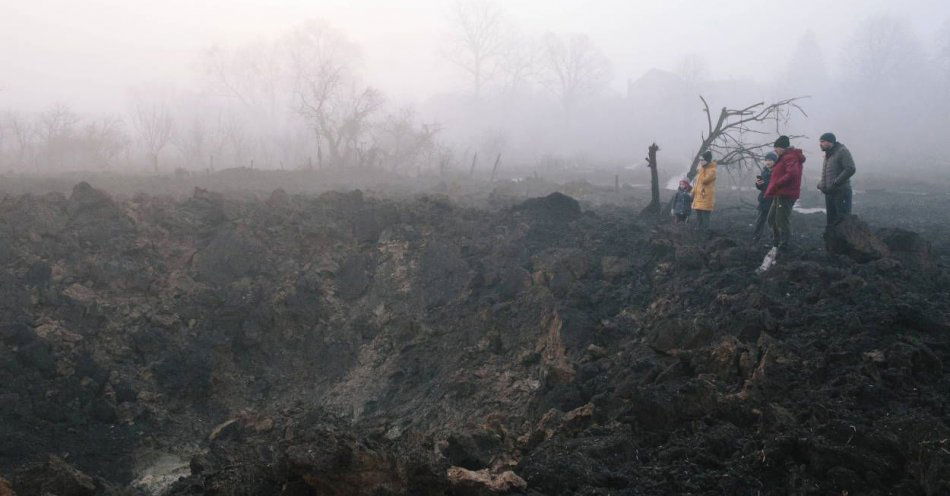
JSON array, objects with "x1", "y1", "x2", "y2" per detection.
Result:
[
  {"x1": 691, "y1": 161, "x2": 717, "y2": 211},
  {"x1": 764, "y1": 148, "x2": 805, "y2": 200},
  {"x1": 673, "y1": 186, "x2": 692, "y2": 216},
  {"x1": 819, "y1": 142, "x2": 856, "y2": 193}
]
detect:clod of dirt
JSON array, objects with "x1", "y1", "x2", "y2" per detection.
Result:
[
  {"x1": 446, "y1": 466, "x2": 527, "y2": 494},
  {"x1": 512, "y1": 191, "x2": 582, "y2": 222},
  {"x1": 12, "y1": 456, "x2": 96, "y2": 496},
  {"x1": 825, "y1": 214, "x2": 890, "y2": 261},
  {"x1": 0, "y1": 476, "x2": 14, "y2": 496},
  {"x1": 879, "y1": 227, "x2": 934, "y2": 269}
]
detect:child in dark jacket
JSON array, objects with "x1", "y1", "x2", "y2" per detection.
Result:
[
  {"x1": 752, "y1": 152, "x2": 777, "y2": 242},
  {"x1": 672, "y1": 179, "x2": 693, "y2": 224}
]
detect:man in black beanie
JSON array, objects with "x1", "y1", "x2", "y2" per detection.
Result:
[{"x1": 817, "y1": 132, "x2": 856, "y2": 230}]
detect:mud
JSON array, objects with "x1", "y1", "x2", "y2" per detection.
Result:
[{"x1": 0, "y1": 179, "x2": 948, "y2": 495}]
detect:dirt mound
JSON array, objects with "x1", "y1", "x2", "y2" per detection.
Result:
[
  {"x1": 512, "y1": 192, "x2": 582, "y2": 222},
  {"x1": 0, "y1": 184, "x2": 948, "y2": 495},
  {"x1": 879, "y1": 227, "x2": 935, "y2": 270},
  {"x1": 825, "y1": 214, "x2": 890, "y2": 262}
]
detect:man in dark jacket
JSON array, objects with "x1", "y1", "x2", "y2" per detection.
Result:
[
  {"x1": 751, "y1": 152, "x2": 777, "y2": 243},
  {"x1": 817, "y1": 132, "x2": 856, "y2": 230},
  {"x1": 765, "y1": 136, "x2": 805, "y2": 251}
]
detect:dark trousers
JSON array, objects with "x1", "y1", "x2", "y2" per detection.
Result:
[
  {"x1": 767, "y1": 197, "x2": 795, "y2": 248},
  {"x1": 824, "y1": 186, "x2": 852, "y2": 229},
  {"x1": 695, "y1": 209, "x2": 711, "y2": 229},
  {"x1": 752, "y1": 200, "x2": 772, "y2": 241}
]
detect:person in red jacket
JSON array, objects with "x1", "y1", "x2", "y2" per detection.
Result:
[{"x1": 764, "y1": 135, "x2": 805, "y2": 251}]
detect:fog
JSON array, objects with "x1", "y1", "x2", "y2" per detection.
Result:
[{"x1": 2, "y1": 0, "x2": 949, "y2": 184}]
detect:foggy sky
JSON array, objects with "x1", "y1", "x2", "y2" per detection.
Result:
[{"x1": 2, "y1": 0, "x2": 948, "y2": 113}]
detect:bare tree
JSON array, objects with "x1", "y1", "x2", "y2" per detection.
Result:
[
  {"x1": 686, "y1": 96, "x2": 807, "y2": 180},
  {"x1": 202, "y1": 40, "x2": 284, "y2": 117},
  {"x1": 783, "y1": 31, "x2": 829, "y2": 94},
  {"x1": 79, "y1": 116, "x2": 128, "y2": 169},
  {"x1": 6, "y1": 112, "x2": 36, "y2": 169},
  {"x1": 540, "y1": 33, "x2": 611, "y2": 111},
  {"x1": 130, "y1": 91, "x2": 174, "y2": 172},
  {"x1": 496, "y1": 31, "x2": 540, "y2": 95},
  {"x1": 221, "y1": 111, "x2": 250, "y2": 167},
  {"x1": 445, "y1": 0, "x2": 508, "y2": 99},
  {"x1": 288, "y1": 20, "x2": 383, "y2": 168},
  {"x1": 374, "y1": 108, "x2": 441, "y2": 172},
  {"x1": 36, "y1": 104, "x2": 80, "y2": 170},
  {"x1": 175, "y1": 115, "x2": 208, "y2": 168},
  {"x1": 845, "y1": 15, "x2": 924, "y2": 87}
]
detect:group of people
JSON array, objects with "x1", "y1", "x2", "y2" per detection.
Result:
[{"x1": 672, "y1": 133, "x2": 856, "y2": 251}]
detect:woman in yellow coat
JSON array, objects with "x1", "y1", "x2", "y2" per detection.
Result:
[{"x1": 691, "y1": 151, "x2": 717, "y2": 229}]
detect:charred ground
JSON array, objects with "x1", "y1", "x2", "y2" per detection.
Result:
[{"x1": 0, "y1": 176, "x2": 948, "y2": 495}]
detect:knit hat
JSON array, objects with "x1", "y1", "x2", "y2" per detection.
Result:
[
  {"x1": 774, "y1": 135, "x2": 790, "y2": 148},
  {"x1": 764, "y1": 152, "x2": 778, "y2": 162},
  {"x1": 701, "y1": 151, "x2": 713, "y2": 162},
  {"x1": 820, "y1": 132, "x2": 836, "y2": 143}
]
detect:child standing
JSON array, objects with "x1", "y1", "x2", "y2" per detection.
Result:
[
  {"x1": 672, "y1": 179, "x2": 693, "y2": 224},
  {"x1": 752, "y1": 152, "x2": 777, "y2": 243}
]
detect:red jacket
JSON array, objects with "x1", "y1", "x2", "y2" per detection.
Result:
[{"x1": 764, "y1": 148, "x2": 805, "y2": 200}]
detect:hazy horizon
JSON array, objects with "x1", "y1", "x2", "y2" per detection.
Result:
[
  {"x1": 1, "y1": 0, "x2": 949, "y2": 179},
  {"x1": 3, "y1": 0, "x2": 947, "y2": 112}
]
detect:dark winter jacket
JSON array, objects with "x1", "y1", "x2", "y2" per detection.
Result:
[
  {"x1": 819, "y1": 142, "x2": 856, "y2": 193},
  {"x1": 673, "y1": 189, "x2": 692, "y2": 217},
  {"x1": 764, "y1": 148, "x2": 805, "y2": 200},
  {"x1": 755, "y1": 166, "x2": 773, "y2": 207}
]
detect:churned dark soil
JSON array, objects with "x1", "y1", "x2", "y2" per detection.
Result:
[{"x1": 1, "y1": 178, "x2": 948, "y2": 495}]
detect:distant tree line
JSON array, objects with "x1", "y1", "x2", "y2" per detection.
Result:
[{"x1": 0, "y1": 8, "x2": 948, "y2": 178}]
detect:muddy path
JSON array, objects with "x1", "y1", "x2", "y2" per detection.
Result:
[{"x1": 0, "y1": 181, "x2": 948, "y2": 495}]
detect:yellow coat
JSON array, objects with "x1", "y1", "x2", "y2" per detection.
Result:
[{"x1": 691, "y1": 161, "x2": 717, "y2": 211}]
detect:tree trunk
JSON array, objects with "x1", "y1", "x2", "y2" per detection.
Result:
[
  {"x1": 640, "y1": 143, "x2": 661, "y2": 216},
  {"x1": 489, "y1": 153, "x2": 502, "y2": 182}
]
